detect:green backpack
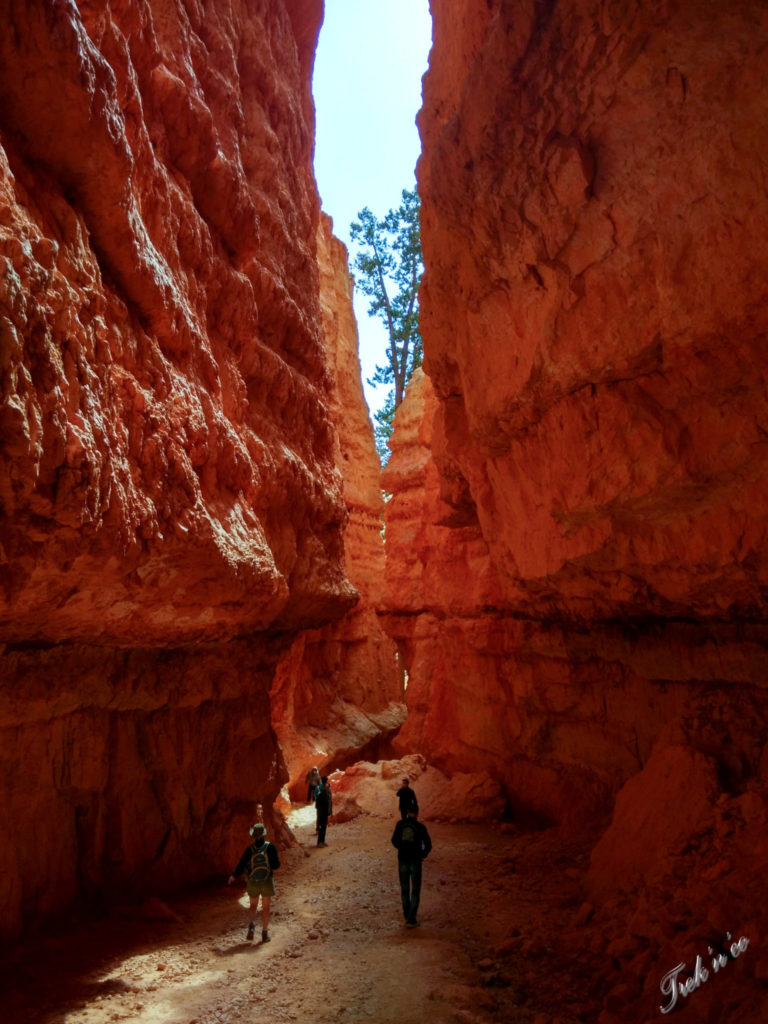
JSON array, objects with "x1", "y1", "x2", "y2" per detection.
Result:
[
  {"x1": 400, "y1": 820, "x2": 418, "y2": 847},
  {"x1": 248, "y1": 841, "x2": 271, "y2": 882}
]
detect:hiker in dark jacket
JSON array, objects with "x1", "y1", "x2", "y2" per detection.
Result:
[
  {"x1": 391, "y1": 807, "x2": 432, "y2": 927},
  {"x1": 314, "y1": 775, "x2": 333, "y2": 847},
  {"x1": 396, "y1": 777, "x2": 418, "y2": 819},
  {"x1": 228, "y1": 823, "x2": 280, "y2": 943},
  {"x1": 305, "y1": 766, "x2": 321, "y2": 802}
]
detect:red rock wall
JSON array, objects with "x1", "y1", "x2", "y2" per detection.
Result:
[
  {"x1": 420, "y1": 0, "x2": 768, "y2": 621},
  {"x1": 0, "y1": 0, "x2": 359, "y2": 938},
  {"x1": 271, "y1": 214, "x2": 402, "y2": 796},
  {"x1": 383, "y1": 2, "x2": 768, "y2": 1012},
  {"x1": 382, "y1": 368, "x2": 679, "y2": 827},
  {"x1": 0, "y1": 0, "x2": 352, "y2": 645},
  {"x1": 401, "y1": 0, "x2": 768, "y2": 825}
]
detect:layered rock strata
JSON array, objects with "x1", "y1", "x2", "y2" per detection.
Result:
[
  {"x1": 271, "y1": 215, "x2": 402, "y2": 798},
  {"x1": 383, "y1": 1, "x2": 768, "y2": 1015},
  {"x1": 0, "y1": 0, "x2": 358, "y2": 937}
]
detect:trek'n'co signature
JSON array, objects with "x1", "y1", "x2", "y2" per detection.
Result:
[{"x1": 659, "y1": 931, "x2": 750, "y2": 1014}]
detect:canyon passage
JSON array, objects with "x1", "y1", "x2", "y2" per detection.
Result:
[
  {"x1": 0, "y1": 801, "x2": 596, "y2": 1024},
  {"x1": 2, "y1": 2, "x2": 768, "y2": 1024}
]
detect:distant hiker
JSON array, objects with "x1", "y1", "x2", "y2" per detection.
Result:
[
  {"x1": 314, "y1": 775, "x2": 333, "y2": 847},
  {"x1": 305, "y1": 766, "x2": 321, "y2": 803},
  {"x1": 396, "y1": 777, "x2": 418, "y2": 819},
  {"x1": 391, "y1": 807, "x2": 432, "y2": 927},
  {"x1": 228, "y1": 823, "x2": 280, "y2": 943}
]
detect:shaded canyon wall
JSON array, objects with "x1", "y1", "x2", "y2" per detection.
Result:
[
  {"x1": 0, "y1": 0, "x2": 394, "y2": 938},
  {"x1": 382, "y1": 0, "x2": 768, "y2": 1011}
]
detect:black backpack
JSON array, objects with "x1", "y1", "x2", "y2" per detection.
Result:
[{"x1": 248, "y1": 841, "x2": 271, "y2": 882}]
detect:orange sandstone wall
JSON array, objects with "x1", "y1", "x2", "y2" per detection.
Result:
[
  {"x1": 0, "y1": 0, "x2": 355, "y2": 937},
  {"x1": 383, "y1": 1, "x2": 768, "y2": 1011},
  {"x1": 403, "y1": 0, "x2": 768, "y2": 826},
  {"x1": 382, "y1": 368, "x2": 687, "y2": 827},
  {"x1": 0, "y1": 0, "x2": 352, "y2": 643},
  {"x1": 271, "y1": 215, "x2": 402, "y2": 797},
  {"x1": 419, "y1": 0, "x2": 768, "y2": 619}
]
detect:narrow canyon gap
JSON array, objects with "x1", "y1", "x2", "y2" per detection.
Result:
[{"x1": 2, "y1": 2, "x2": 768, "y2": 1022}]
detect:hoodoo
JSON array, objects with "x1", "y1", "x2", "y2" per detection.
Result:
[{"x1": 381, "y1": 0, "x2": 768, "y2": 1017}]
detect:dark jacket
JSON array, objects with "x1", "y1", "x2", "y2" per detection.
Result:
[
  {"x1": 232, "y1": 840, "x2": 280, "y2": 879},
  {"x1": 391, "y1": 817, "x2": 432, "y2": 863},
  {"x1": 396, "y1": 785, "x2": 419, "y2": 813},
  {"x1": 315, "y1": 782, "x2": 333, "y2": 816}
]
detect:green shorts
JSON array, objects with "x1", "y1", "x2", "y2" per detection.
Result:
[{"x1": 246, "y1": 875, "x2": 275, "y2": 899}]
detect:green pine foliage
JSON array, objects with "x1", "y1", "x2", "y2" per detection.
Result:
[{"x1": 350, "y1": 189, "x2": 423, "y2": 466}]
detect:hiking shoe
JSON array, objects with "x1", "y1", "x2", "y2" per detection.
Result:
[
  {"x1": 246, "y1": 922, "x2": 255, "y2": 941},
  {"x1": 261, "y1": 930, "x2": 270, "y2": 943}
]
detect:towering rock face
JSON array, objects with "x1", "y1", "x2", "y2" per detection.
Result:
[
  {"x1": 271, "y1": 215, "x2": 402, "y2": 796},
  {"x1": 384, "y1": 0, "x2": 768, "y2": 1011},
  {"x1": 0, "y1": 0, "x2": 353, "y2": 644},
  {"x1": 0, "y1": 0, "x2": 357, "y2": 938},
  {"x1": 419, "y1": 0, "x2": 768, "y2": 621}
]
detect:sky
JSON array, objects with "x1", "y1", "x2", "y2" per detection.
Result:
[{"x1": 312, "y1": 0, "x2": 433, "y2": 415}]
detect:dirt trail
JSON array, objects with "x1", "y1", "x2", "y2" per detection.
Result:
[{"x1": 0, "y1": 807, "x2": 594, "y2": 1024}]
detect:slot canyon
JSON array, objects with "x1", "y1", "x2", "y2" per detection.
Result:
[{"x1": 1, "y1": 1, "x2": 767, "y2": 1023}]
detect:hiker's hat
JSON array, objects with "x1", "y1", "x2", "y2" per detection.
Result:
[{"x1": 249, "y1": 823, "x2": 267, "y2": 838}]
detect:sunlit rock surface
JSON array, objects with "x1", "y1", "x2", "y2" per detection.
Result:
[
  {"x1": 0, "y1": 0, "x2": 352, "y2": 645},
  {"x1": 382, "y1": 0, "x2": 768, "y2": 1015},
  {"x1": 0, "y1": 0, "x2": 355, "y2": 938},
  {"x1": 271, "y1": 215, "x2": 403, "y2": 797}
]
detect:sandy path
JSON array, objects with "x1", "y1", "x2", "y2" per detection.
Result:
[{"x1": 0, "y1": 808, "x2": 592, "y2": 1024}]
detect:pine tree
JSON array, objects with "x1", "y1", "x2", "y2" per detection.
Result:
[{"x1": 350, "y1": 188, "x2": 423, "y2": 465}]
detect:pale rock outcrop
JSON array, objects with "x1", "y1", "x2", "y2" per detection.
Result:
[{"x1": 330, "y1": 755, "x2": 505, "y2": 823}]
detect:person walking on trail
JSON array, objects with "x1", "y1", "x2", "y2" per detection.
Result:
[
  {"x1": 305, "y1": 766, "x2": 321, "y2": 803},
  {"x1": 391, "y1": 807, "x2": 432, "y2": 928},
  {"x1": 228, "y1": 823, "x2": 280, "y2": 943},
  {"x1": 396, "y1": 776, "x2": 418, "y2": 819},
  {"x1": 314, "y1": 775, "x2": 333, "y2": 847}
]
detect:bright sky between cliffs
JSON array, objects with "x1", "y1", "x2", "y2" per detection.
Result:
[{"x1": 313, "y1": 0, "x2": 432, "y2": 416}]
